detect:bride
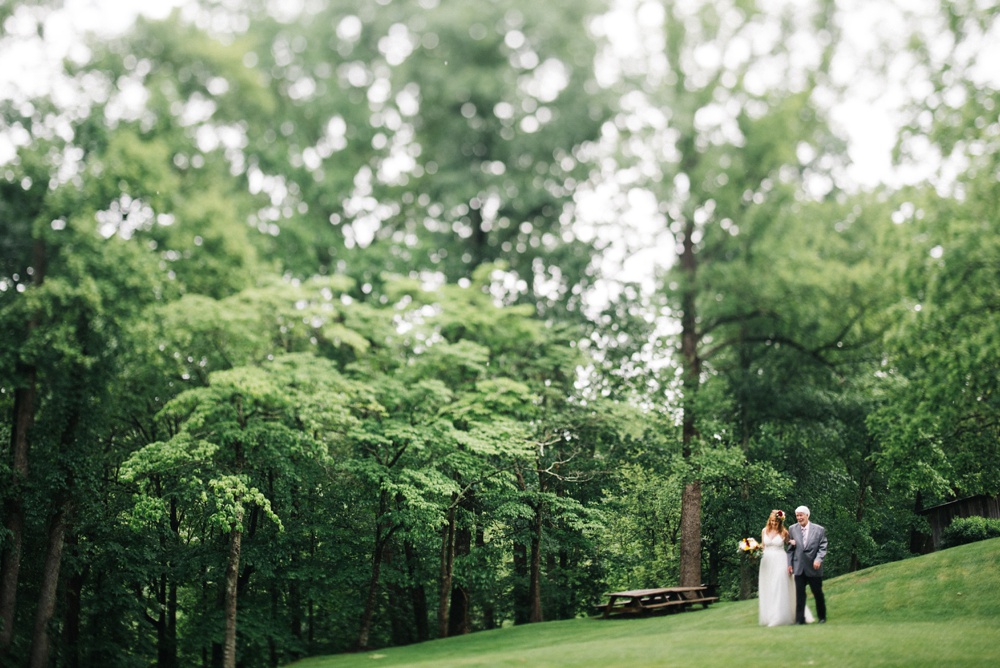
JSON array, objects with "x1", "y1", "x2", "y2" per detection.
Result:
[{"x1": 758, "y1": 509, "x2": 812, "y2": 626}]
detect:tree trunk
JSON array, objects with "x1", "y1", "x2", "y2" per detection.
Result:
[
  {"x1": 851, "y1": 468, "x2": 869, "y2": 571},
  {"x1": 289, "y1": 573, "x2": 302, "y2": 644},
  {"x1": 358, "y1": 486, "x2": 396, "y2": 651},
  {"x1": 447, "y1": 524, "x2": 471, "y2": 637},
  {"x1": 155, "y1": 574, "x2": 169, "y2": 668},
  {"x1": 678, "y1": 214, "x2": 703, "y2": 588},
  {"x1": 476, "y1": 527, "x2": 495, "y2": 630},
  {"x1": 307, "y1": 531, "x2": 316, "y2": 647},
  {"x1": 308, "y1": 599, "x2": 315, "y2": 647},
  {"x1": 679, "y1": 481, "x2": 702, "y2": 587},
  {"x1": 62, "y1": 552, "x2": 85, "y2": 668},
  {"x1": 512, "y1": 542, "x2": 529, "y2": 625},
  {"x1": 166, "y1": 497, "x2": 180, "y2": 668},
  {"x1": 527, "y1": 502, "x2": 544, "y2": 623},
  {"x1": 270, "y1": 587, "x2": 279, "y2": 666},
  {"x1": 0, "y1": 493, "x2": 26, "y2": 656},
  {"x1": 222, "y1": 515, "x2": 244, "y2": 668},
  {"x1": 205, "y1": 572, "x2": 222, "y2": 667},
  {"x1": 738, "y1": 483, "x2": 753, "y2": 598},
  {"x1": 356, "y1": 537, "x2": 386, "y2": 650},
  {"x1": 557, "y1": 548, "x2": 570, "y2": 619},
  {"x1": 738, "y1": 557, "x2": 755, "y2": 600},
  {"x1": 0, "y1": 237, "x2": 44, "y2": 656},
  {"x1": 29, "y1": 501, "x2": 71, "y2": 668},
  {"x1": 404, "y1": 540, "x2": 429, "y2": 642},
  {"x1": 851, "y1": 437, "x2": 876, "y2": 570},
  {"x1": 437, "y1": 505, "x2": 456, "y2": 639},
  {"x1": 384, "y1": 540, "x2": 413, "y2": 646},
  {"x1": 0, "y1": 368, "x2": 36, "y2": 654},
  {"x1": 161, "y1": 577, "x2": 179, "y2": 668}
]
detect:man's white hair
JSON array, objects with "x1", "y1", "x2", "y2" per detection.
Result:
[{"x1": 795, "y1": 505, "x2": 810, "y2": 516}]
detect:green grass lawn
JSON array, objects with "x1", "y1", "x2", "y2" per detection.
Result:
[{"x1": 287, "y1": 538, "x2": 1000, "y2": 667}]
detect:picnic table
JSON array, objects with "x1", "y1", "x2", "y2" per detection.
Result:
[{"x1": 594, "y1": 585, "x2": 719, "y2": 618}]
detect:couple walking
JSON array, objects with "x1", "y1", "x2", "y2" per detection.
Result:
[{"x1": 758, "y1": 506, "x2": 827, "y2": 626}]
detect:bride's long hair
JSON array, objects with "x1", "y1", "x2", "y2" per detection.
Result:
[{"x1": 763, "y1": 509, "x2": 789, "y2": 542}]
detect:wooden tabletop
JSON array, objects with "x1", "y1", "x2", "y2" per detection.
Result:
[
  {"x1": 596, "y1": 585, "x2": 718, "y2": 618},
  {"x1": 605, "y1": 586, "x2": 706, "y2": 597}
]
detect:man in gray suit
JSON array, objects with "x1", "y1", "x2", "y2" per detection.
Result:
[{"x1": 787, "y1": 505, "x2": 827, "y2": 624}]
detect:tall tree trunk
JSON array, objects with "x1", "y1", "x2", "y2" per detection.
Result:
[
  {"x1": 0, "y1": 367, "x2": 36, "y2": 654},
  {"x1": 357, "y1": 488, "x2": 395, "y2": 650},
  {"x1": 0, "y1": 487, "x2": 26, "y2": 656},
  {"x1": 0, "y1": 238, "x2": 44, "y2": 656},
  {"x1": 307, "y1": 531, "x2": 316, "y2": 648},
  {"x1": 527, "y1": 502, "x2": 544, "y2": 623},
  {"x1": 447, "y1": 529, "x2": 471, "y2": 636},
  {"x1": 154, "y1": 573, "x2": 169, "y2": 668},
  {"x1": 678, "y1": 215, "x2": 703, "y2": 588},
  {"x1": 384, "y1": 543, "x2": 415, "y2": 647},
  {"x1": 29, "y1": 501, "x2": 71, "y2": 668},
  {"x1": 437, "y1": 505, "x2": 456, "y2": 639},
  {"x1": 678, "y1": 482, "x2": 702, "y2": 587},
  {"x1": 62, "y1": 551, "x2": 85, "y2": 668},
  {"x1": 512, "y1": 542, "x2": 529, "y2": 625},
  {"x1": 738, "y1": 482, "x2": 753, "y2": 599},
  {"x1": 557, "y1": 548, "x2": 570, "y2": 619},
  {"x1": 289, "y1": 570, "x2": 302, "y2": 645},
  {"x1": 165, "y1": 497, "x2": 180, "y2": 668},
  {"x1": 356, "y1": 536, "x2": 386, "y2": 650},
  {"x1": 222, "y1": 513, "x2": 244, "y2": 668},
  {"x1": 152, "y1": 496, "x2": 180, "y2": 668},
  {"x1": 160, "y1": 577, "x2": 179, "y2": 668},
  {"x1": 206, "y1": 572, "x2": 221, "y2": 667},
  {"x1": 475, "y1": 528, "x2": 495, "y2": 630},
  {"x1": 308, "y1": 598, "x2": 315, "y2": 647},
  {"x1": 404, "y1": 540, "x2": 429, "y2": 642},
  {"x1": 270, "y1": 587, "x2": 279, "y2": 666}
]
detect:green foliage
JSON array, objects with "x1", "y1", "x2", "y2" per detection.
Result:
[
  {"x1": 597, "y1": 463, "x2": 683, "y2": 590},
  {"x1": 3, "y1": 1, "x2": 999, "y2": 665},
  {"x1": 941, "y1": 517, "x2": 1000, "y2": 548}
]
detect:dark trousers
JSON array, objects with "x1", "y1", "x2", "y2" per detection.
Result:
[{"x1": 794, "y1": 573, "x2": 826, "y2": 623}]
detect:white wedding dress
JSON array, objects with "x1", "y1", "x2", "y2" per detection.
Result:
[{"x1": 758, "y1": 531, "x2": 812, "y2": 626}]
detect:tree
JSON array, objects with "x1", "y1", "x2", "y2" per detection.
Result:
[
  {"x1": 0, "y1": 206, "x2": 163, "y2": 663},
  {"x1": 127, "y1": 358, "x2": 365, "y2": 668},
  {"x1": 103, "y1": 1, "x2": 616, "y2": 315},
  {"x1": 602, "y1": 0, "x2": 848, "y2": 586},
  {"x1": 868, "y1": 0, "x2": 1000, "y2": 508}
]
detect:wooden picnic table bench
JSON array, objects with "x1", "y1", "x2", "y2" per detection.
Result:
[{"x1": 594, "y1": 585, "x2": 719, "y2": 618}]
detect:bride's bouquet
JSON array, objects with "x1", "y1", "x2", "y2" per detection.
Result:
[{"x1": 737, "y1": 537, "x2": 763, "y2": 560}]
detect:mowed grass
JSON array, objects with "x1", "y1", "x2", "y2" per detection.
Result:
[{"x1": 287, "y1": 538, "x2": 1000, "y2": 668}]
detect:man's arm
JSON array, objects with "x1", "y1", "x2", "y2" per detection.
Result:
[
  {"x1": 787, "y1": 529, "x2": 796, "y2": 573},
  {"x1": 814, "y1": 527, "x2": 828, "y2": 570}
]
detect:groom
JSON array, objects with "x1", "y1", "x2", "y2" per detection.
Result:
[{"x1": 787, "y1": 505, "x2": 827, "y2": 624}]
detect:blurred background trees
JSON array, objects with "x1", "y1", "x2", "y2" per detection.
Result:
[{"x1": 1, "y1": 0, "x2": 997, "y2": 665}]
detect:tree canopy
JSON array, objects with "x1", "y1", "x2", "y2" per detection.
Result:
[{"x1": 1, "y1": 1, "x2": 997, "y2": 666}]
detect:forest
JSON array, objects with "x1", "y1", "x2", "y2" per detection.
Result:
[{"x1": 1, "y1": 0, "x2": 998, "y2": 666}]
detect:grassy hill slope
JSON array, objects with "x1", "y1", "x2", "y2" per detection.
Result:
[{"x1": 288, "y1": 537, "x2": 1000, "y2": 667}]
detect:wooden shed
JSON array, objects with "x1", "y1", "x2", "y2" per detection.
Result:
[{"x1": 917, "y1": 494, "x2": 1000, "y2": 551}]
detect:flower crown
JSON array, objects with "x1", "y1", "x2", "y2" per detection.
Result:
[{"x1": 774, "y1": 510, "x2": 785, "y2": 521}]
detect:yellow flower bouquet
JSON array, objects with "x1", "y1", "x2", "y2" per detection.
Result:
[{"x1": 737, "y1": 536, "x2": 763, "y2": 560}]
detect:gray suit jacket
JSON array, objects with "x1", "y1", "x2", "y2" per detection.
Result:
[{"x1": 787, "y1": 522, "x2": 827, "y2": 577}]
